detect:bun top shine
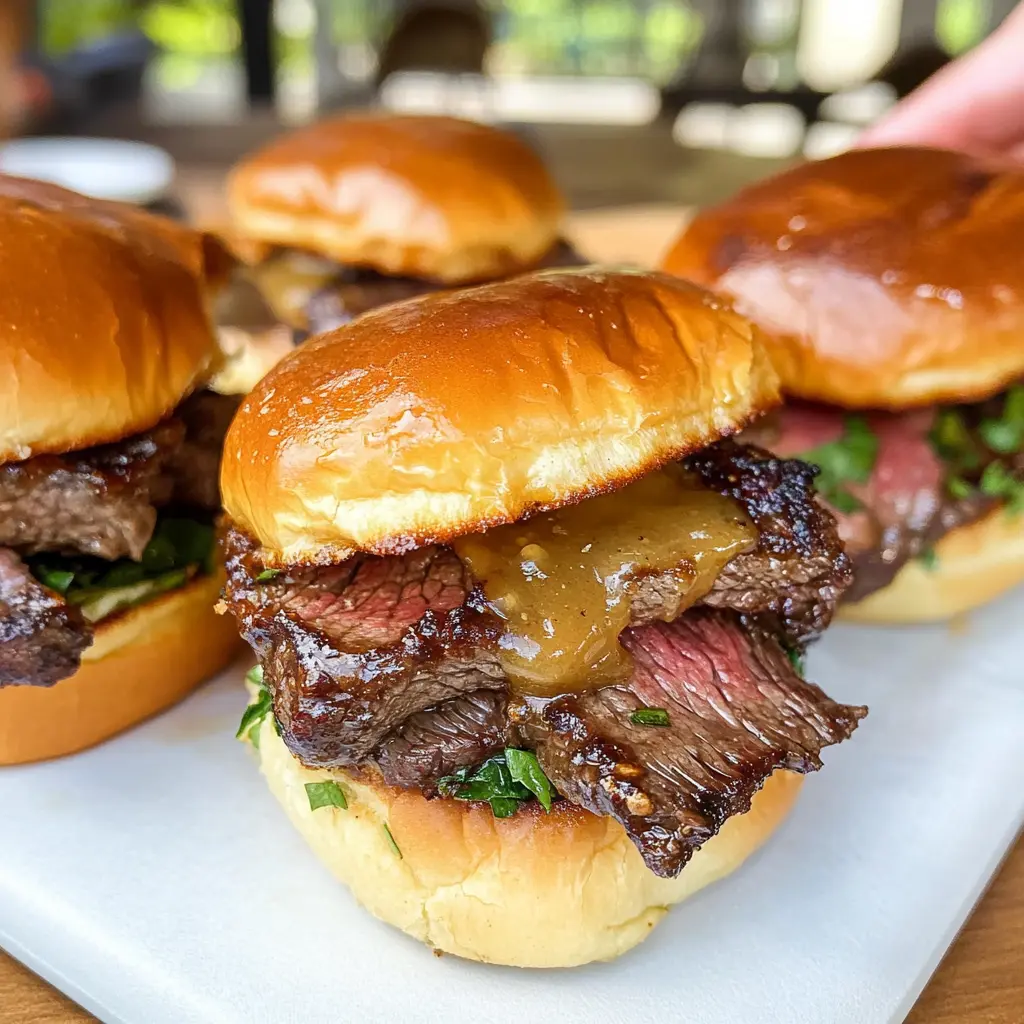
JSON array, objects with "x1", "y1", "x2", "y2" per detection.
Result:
[
  {"x1": 227, "y1": 113, "x2": 565, "y2": 284},
  {"x1": 662, "y1": 147, "x2": 1024, "y2": 409},
  {"x1": 221, "y1": 268, "x2": 779, "y2": 564},
  {"x1": 0, "y1": 176, "x2": 223, "y2": 461}
]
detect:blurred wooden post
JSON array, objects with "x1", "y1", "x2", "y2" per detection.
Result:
[
  {"x1": 0, "y1": 0, "x2": 31, "y2": 137},
  {"x1": 239, "y1": 0, "x2": 275, "y2": 104}
]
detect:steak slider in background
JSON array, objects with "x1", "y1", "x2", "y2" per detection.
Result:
[
  {"x1": 662, "y1": 147, "x2": 1024, "y2": 622},
  {"x1": 223, "y1": 112, "x2": 582, "y2": 340},
  {"x1": 219, "y1": 268, "x2": 865, "y2": 967},
  {"x1": 0, "y1": 177, "x2": 241, "y2": 764}
]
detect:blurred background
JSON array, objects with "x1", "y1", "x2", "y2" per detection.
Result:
[{"x1": 0, "y1": 0, "x2": 1015, "y2": 212}]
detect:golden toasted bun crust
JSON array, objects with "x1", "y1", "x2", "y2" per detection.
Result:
[
  {"x1": 221, "y1": 268, "x2": 779, "y2": 563},
  {"x1": 0, "y1": 174, "x2": 234, "y2": 292},
  {"x1": 0, "y1": 573, "x2": 242, "y2": 765},
  {"x1": 0, "y1": 176, "x2": 223, "y2": 461},
  {"x1": 254, "y1": 716, "x2": 802, "y2": 967},
  {"x1": 842, "y1": 506, "x2": 1024, "y2": 623},
  {"x1": 227, "y1": 113, "x2": 564, "y2": 283},
  {"x1": 662, "y1": 148, "x2": 1024, "y2": 408}
]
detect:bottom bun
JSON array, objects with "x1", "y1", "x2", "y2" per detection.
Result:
[
  {"x1": 842, "y1": 507, "x2": 1024, "y2": 624},
  {"x1": 254, "y1": 715, "x2": 803, "y2": 967},
  {"x1": 0, "y1": 573, "x2": 241, "y2": 765}
]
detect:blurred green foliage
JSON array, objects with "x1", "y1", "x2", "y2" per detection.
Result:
[
  {"x1": 39, "y1": 0, "x2": 987, "y2": 82},
  {"x1": 936, "y1": 0, "x2": 990, "y2": 54},
  {"x1": 41, "y1": 0, "x2": 702, "y2": 82}
]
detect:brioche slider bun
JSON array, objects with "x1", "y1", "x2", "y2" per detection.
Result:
[
  {"x1": 842, "y1": 506, "x2": 1024, "y2": 624},
  {"x1": 662, "y1": 148, "x2": 1024, "y2": 622},
  {"x1": 226, "y1": 113, "x2": 564, "y2": 285},
  {"x1": 221, "y1": 267, "x2": 780, "y2": 565},
  {"x1": 0, "y1": 175, "x2": 225, "y2": 460},
  {"x1": 254, "y1": 711, "x2": 802, "y2": 967},
  {"x1": 0, "y1": 574, "x2": 241, "y2": 765},
  {"x1": 662, "y1": 147, "x2": 1024, "y2": 409},
  {"x1": 0, "y1": 177, "x2": 240, "y2": 760},
  {"x1": 222, "y1": 268, "x2": 792, "y2": 963}
]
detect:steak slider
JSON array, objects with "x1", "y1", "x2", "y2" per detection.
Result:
[
  {"x1": 220, "y1": 269, "x2": 864, "y2": 967},
  {"x1": 224, "y1": 112, "x2": 582, "y2": 341},
  {"x1": 663, "y1": 147, "x2": 1024, "y2": 622},
  {"x1": 0, "y1": 176, "x2": 241, "y2": 763}
]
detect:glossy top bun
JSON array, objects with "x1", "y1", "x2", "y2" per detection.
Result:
[
  {"x1": 227, "y1": 113, "x2": 564, "y2": 283},
  {"x1": 662, "y1": 147, "x2": 1024, "y2": 409},
  {"x1": 0, "y1": 176, "x2": 223, "y2": 461},
  {"x1": 221, "y1": 268, "x2": 779, "y2": 563},
  {"x1": 0, "y1": 174, "x2": 234, "y2": 290}
]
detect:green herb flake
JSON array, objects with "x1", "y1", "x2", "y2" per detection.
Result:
[
  {"x1": 26, "y1": 514, "x2": 216, "y2": 624},
  {"x1": 505, "y1": 748, "x2": 553, "y2": 812},
  {"x1": 383, "y1": 823, "x2": 403, "y2": 858},
  {"x1": 305, "y1": 781, "x2": 348, "y2": 812},
  {"x1": 802, "y1": 415, "x2": 879, "y2": 513},
  {"x1": 247, "y1": 721, "x2": 262, "y2": 750},
  {"x1": 919, "y1": 547, "x2": 939, "y2": 572},
  {"x1": 437, "y1": 750, "x2": 557, "y2": 819},
  {"x1": 979, "y1": 419, "x2": 1024, "y2": 454},
  {"x1": 981, "y1": 461, "x2": 1014, "y2": 497},
  {"x1": 630, "y1": 708, "x2": 671, "y2": 727},
  {"x1": 255, "y1": 569, "x2": 281, "y2": 583},
  {"x1": 947, "y1": 476, "x2": 974, "y2": 500},
  {"x1": 1003, "y1": 385, "x2": 1024, "y2": 424},
  {"x1": 979, "y1": 386, "x2": 1024, "y2": 455},
  {"x1": 236, "y1": 687, "x2": 273, "y2": 740},
  {"x1": 786, "y1": 648, "x2": 806, "y2": 675},
  {"x1": 38, "y1": 567, "x2": 75, "y2": 594}
]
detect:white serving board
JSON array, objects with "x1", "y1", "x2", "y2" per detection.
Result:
[{"x1": 1, "y1": 591, "x2": 1023, "y2": 1024}]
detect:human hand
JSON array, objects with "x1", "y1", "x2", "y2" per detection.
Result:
[{"x1": 858, "y1": 2, "x2": 1024, "y2": 158}]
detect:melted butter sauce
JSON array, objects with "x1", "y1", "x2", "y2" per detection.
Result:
[
  {"x1": 249, "y1": 250, "x2": 340, "y2": 327},
  {"x1": 453, "y1": 466, "x2": 756, "y2": 696}
]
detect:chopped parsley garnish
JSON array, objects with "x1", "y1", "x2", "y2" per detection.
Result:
[
  {"x1": 382, "y1": 823, "x2": 402, "y2": 859},
  {"x1": 802, "y1": 416, "x2": 879, "y2": 513},
  {"x1": 255, "y1": 569, "x2": 281, "y2": 582},
  {"x1": 980, "y1": 460, "x2": 1024, "y2": 515},
  {"x1": 786, "y1": 648, "x2": 806, "y2": 675},
  {"x1": 979, "y1": 385, "x2": 1024, "y2": 454},
  {"x1": 438, "y1": 749, "x2": 556, "y2": 818},
  {"x1": 504, "y1": 748, "x2": 554, "y2": 812},
  {"x1": 931, "y1": 392, "x2": 1024, "y2": 509},
  {"x1": 29, "y1": 517, "x2": 215, "y2": 624},
  {"x1": 237, "y1": 663, "x2": 281, "y2": 746},
  {"x1": 630, "y1": 708, "x2": 671, "y2": 727},
  {"x1": 947, "y1": 476, "x2": 973, "y2": 500},
  {"x1": 305, "y1": 780, "x2": 348, "y2": 811},
  {"x1": 919, "y1": 547, "x2": 939, "y2": 572}
]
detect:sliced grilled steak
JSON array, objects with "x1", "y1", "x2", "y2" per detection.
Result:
[
  {"x1": 0, "y1": 548, "x2": 92, "y2": 687},
  {"x1": 223, "y1": 439, "x2": 848, "y2": 769},
  {"x1": 375, "y1": 690, "x2": 510, "y2": 790},
  {"x1": 226, "y1": 537, "x2": 506, "y2": 765},
  {"x1": 684, "y1": 439, "x2": 851, "y2": 642},
  {"x1": 168, "y1": 391, "x2": 241, "y2": 511},
  {"x1": 302, "y1": 240, "x2": 588, "y2": 336},
  {"x1": 305, "y1": 272, "x2": 440, "y2": 336},
  {"x1": 0, "y1": 421, "x2": 183, "y2": 560},
  {"x1": 513, "y1": 610, "x2": 864, "y2": 877},
  {"x1": 750, "y1": 397, "x2": 1023, "y2": 601},
  {"x1": 0, "y1": 392, "x2": 234, "y2": 562}
]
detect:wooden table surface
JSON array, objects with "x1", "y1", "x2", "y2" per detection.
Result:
[{"x1": 1, "y1": 146, "x2": 1022, "y2": 1023}]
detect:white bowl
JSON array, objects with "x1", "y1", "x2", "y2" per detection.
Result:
[{"x1": 0, "y1": 136, "x2": 174, "y2": 205}]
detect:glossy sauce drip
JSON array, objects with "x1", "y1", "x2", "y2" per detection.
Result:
[
  {"x1": 453, "y1": 467, "x2": 756, "y2": 696},
  {"x1": 250, "y1": 250, "x2": 340, "y2": 327}
]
